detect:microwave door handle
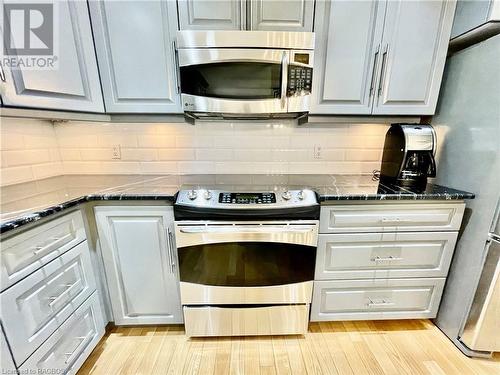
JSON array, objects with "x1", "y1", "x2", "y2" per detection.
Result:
[
  {"x1": 281, "y1": 51, "x2": 288, "y2": 110},
  {"x1": 427, "y1": 154, "x2": 437, "y2": 177}
]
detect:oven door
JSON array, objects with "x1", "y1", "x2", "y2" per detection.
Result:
[
  {"x1": 175, "y1": 221, "x2": 318, "y2": 305},
  {"x1": 178, "y1": 49, "x2": 288, "y2": 114}
]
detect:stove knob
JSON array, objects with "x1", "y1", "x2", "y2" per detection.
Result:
[
  {"x1": 298, "y1": 190, "x2": 305, "y2": 200},
  {"x1": 204, "y1": 190, "x2": 212, "y2": 200},
  {"x1": 187, "y1": 190, "x2": 198, "y2": 200},
  {"x1": 282, "y1": 191, "x2": 292, "y2": 200}
]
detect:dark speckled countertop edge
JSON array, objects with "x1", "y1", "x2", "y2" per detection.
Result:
[{"x1": 0, "y1": 181, "x2": 474, "y2": 235}]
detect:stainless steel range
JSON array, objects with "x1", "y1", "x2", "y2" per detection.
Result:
[{"x1": 174, "y1": 188, "x2": 319, "y2": 337}]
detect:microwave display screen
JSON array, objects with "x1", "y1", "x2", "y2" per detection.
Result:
[
  {"x1": 180, "y1": 62, "x2": 282, "y2": 99},
  {"x1": 294, "y1": 54, "x2": 310, "y2": 65}
]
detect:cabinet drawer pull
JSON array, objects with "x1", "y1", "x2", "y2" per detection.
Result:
[
  {"x1": 47, "y1": 280, "x2": 79, "y2": 307},
  {"x1": 63, "y1": 332, "x2": 93, "y2": 364},
  {"x1": 32, "y1": 246, "x2": 45, "y2": 255},
  {"x1": 380, "y1": 217, "x2": 412, "y2": 223},
  {"x1": 371, "y1": 255, "x2": 403, "y2": 262},
  {"x1": 367, "y1": 299, "x2": 394, "y2": 307},
  {"x1": 30, "y1": 235, "x2": 71, "y2": 256}
]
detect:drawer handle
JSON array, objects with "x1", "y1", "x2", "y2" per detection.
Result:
[
  {"x1": 47, "y1": 281, "x2": 79, "y2": 307},
  {"x1": 380, "y1": 217, "x2": 413, "y2": 224},
  {"x1": 367, "y1": 299, "x2": 395, "y2": 307},
  {"x1": 64, "y1": 332, "x2": 94, "y2": 364},
  {"x1": 371, "y1": 255, "x2": 403, "y2": 262},
  {"x1": 31, "y1": 235, "x2": 69, "y2": 256}
]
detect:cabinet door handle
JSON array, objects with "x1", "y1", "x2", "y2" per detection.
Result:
[
  {"x1": 367, "y1": 299, "x2": 394, "y2": 307},
  {"x1": 0, "y1": 63, "x2": 5, "y2": 82},
  {"x1": 64, "y1": 332, "x2": 93, "y2": 364},
  {"x1": 378, "y1": 44, "x2": 389, "y2": 97},
  {"x1": 371, "y1": 255, "x2": 403, "y2": 262},
  {"x1": 167, "y1": 227, "x2": 175, "y2": 274},
  {"x1": 47, "y1": 280, "x2": 79, "y2": 307},
  {"x1": 369, "y1": 44, "x2": 380, "y2": 97},
  {"x1": 172, "y1": 41, "x2": 180, "y2": 94}
]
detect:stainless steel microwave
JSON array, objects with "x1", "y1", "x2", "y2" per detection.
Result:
[{"x1": 176, "y1": 31, "x2": 315, "y2": 123}]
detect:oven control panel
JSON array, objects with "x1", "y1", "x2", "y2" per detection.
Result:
[{"x1": 219, "y1": 192, "x2": 276, "y2": 204}]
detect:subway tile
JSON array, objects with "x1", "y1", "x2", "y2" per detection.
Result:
[
  {"x1": 140, "y1": 161, "x2": 178, "y2": 174},
  {"x1": 0, "y1": 133, "x2": 24, "y2": 150},
  {"x1": 80, "y1": 148, "x2": 113, "y2": 161},
  {"x1": 2, "y1": 149, "x2": 51, "y2": 167},
  {"x1": 59, "y1": 149, "x2": 81, "y2": 161},
  {"x1": 233, "y1": 149, "x2": 273, "y2": 161},
  {"x1": 158, "y1": 148, "x2": 195, "y2": 161},
  {"x1": 100, "y1": 161, "x2": 141, "y2": 174},
  {"x1": 121, "y1": 148, "x2": 158, "y2": 161},
  {"x1": 176, "y1": 135, "x2": 214, "y2": 148},
  {"x1": 178, "y1": 161, "x2": 215, "y2": 174},
  {"x1": 345, "y1": 149, "x2": 382, "y2": 161},
  {"x1": 63, "y1": 161, "x2": 103, "y2": 174},
  {"x1": 137, "y1": 135, "x2": 176, "y2": 148},
  {"x1": 195, "y1": 149, "x2": 233, "y2": 161},
  {"x1": 32, "y1": 162, "x2": 64, "y2": 179},
  {"x1": 0, "y1": 166, "x2": 34, "y2": 186}
]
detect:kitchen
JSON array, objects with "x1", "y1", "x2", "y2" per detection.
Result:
[{"x1": 0, "y1": 0, "x2": 499, "y2": 374}]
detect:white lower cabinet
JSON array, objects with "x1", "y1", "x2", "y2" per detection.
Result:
[
  {"x1": 1, "y1": 327, "x2": 16, "y2": 373},
  {"x1": 19, "y1": 291, "x2": 105, "y2": 375},
  {"x1": 95, "y1": 206, "x2": 182, "y2": 325},
  {"x1": 0, "y1": 241, "x2": 97, "y2": 365},
  {"x1": 310, "y1": 278, "x2": 446, "y2": 321}
]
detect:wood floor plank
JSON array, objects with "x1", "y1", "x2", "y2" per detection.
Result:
[{"x1": 77, "y1": 321, "x2": 500, "y2": 375}]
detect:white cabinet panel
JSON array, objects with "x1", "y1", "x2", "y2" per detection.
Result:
[
  {"x1": 177, "y1": 0, "x2": 243, "y2": 30},
  {"x1": 19, "y1": 292, "x2": 105, "y2": 375},
  {"x1": 95, "y1": 206, "x2": 182, "y2": 325},
  {"x1": 0, "y1": 327, "x2": 16, "y2": 373},
  {"x1": 0, "y1": 0, "x2": 104, "y2": 112},
  {"x1": 319, "y1": 202, "x2": 465, "y2": 233},
  {"x1": 315, "y1": 231, "x2": 458, "y2": 279},
  {"x1": 0, "y1": 241, "x2": 96, "y2": 365},
  {"x1": 250, "y1": 0, "x2": 314, "y2": 31},
  {"x1": 89, "y1": 0, "x2": 181, "y2": 113},
  {"x1": 373, "y1": 0, "x2": 456, "y2": 115},
  {"x1": 1, "y1": 211, "x2": 86, "y2": 291},
  {"x1": 311, "y1": 0, "x2": 385, "y2": 114},
  {"x1": 311, "y1": 278, "x2": 445, "y2": 321}
]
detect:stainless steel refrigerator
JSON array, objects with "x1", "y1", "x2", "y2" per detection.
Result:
[{"x1": 431, "y1": 34, "x2": 500, "y2": 357}]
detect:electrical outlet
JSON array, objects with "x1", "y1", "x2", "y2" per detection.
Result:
[
  {"x1": 313, "y1": 144, "x2": 322, "y2": 159},
  {"x1": 112, "y1": 144, "x2": 121, "y2": 159}
]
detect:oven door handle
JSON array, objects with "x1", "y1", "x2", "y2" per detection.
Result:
[{"x1": 179, "y1": 226, "x2": 315, "y2": 234}]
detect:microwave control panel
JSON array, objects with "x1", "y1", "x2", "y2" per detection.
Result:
[{"x1": 287, "y1": 66, "x2": 312, "y2": 96}]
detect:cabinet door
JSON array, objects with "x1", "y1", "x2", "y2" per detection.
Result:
[
  {"x1": 310, "y1": 0, "x2": 386, "y2": 114},
  {"x1": 89, "y1": 0, "x2": 181, "y2": 113},
  {"x1": 373, "y1": 0, "x2": 456, "y2": 115},
  {"x1": 0, "y1": 0, "x2": 104, "y2": 112},
  {"x1": 177, "y1": 0, "x2": 243, "y2": 30},
  {"x1": 1, "y1": 327, "x2": 16, "y2": 374},
  {"x1": 95, "y1": 206, "x2": 182, "y2": 325},
  {"x1": 250, "y1": 0, "x2": 314, "y2": 31}
]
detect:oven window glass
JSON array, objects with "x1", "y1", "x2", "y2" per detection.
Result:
[
  {"x1": 180, "y1": 62, "x2": 282, "y2": 99},
  {"x1": 178, "y1": 242, "x2": 315, "y2": 287}
]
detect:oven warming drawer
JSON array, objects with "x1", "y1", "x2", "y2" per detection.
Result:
[
  {"x1": 183, "y1": 305, "x2": 309, "y2": 337},
  {"x1": 180, "y1": 281, "x2": 313, "y2": 305}
]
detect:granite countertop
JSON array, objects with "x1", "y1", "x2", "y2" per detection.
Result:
[{"x1": 0, "y1": 174, "x2": 474, "y2": 234}]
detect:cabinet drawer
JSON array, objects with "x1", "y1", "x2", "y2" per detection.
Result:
[
  {"x1": 1, "y1": 241, "x2": 96, "y2": 365},
  {"x1": 319, "y1": 203, "x2": 465, "y2": 233},
  {"x1": 1, "y1": 211, "x2": 86, "y2": 290},
  {"x1": 310, "y1": 278, "x2": 445, "y2": 321},
  {"x1": 19, "y1": 292, "x2": 105, "y2": 375},
  {"x1": 315, "y1": 232, "x2": 458, "y2": 279}
]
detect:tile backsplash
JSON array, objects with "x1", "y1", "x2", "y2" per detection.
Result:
[{"x1": 1, "y1": 117, "x2": 388, "y2": 186}]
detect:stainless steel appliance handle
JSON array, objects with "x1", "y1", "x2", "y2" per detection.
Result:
[
  {"x1": 172, "y1": 41, "x2": 180, "y2": 94},
  {"x1": 179, "y1": 226, "x2": 314, "y2": 234},
  {"x1": 167, "y1": 227, "x2": 175, "y2": 273},
  {"x1": 378, "y1": 44, "x2": 389, "y2": 97},
  {"x1": 242, "y1": 0, "x2": 248, "y2": 30},
  {"x1": 369, "y1": 44, "x2": 380, "y2": 97},
  {"x1": 281, "y1": 51, "x2": 289, "y2": 109},
  {"x1": 178, "y1": 49, "x2": 284, "y2": 67}
]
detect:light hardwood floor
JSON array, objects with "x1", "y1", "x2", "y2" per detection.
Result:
[{"x1": 78, "y1": 320, "x2": 500, "y2": 375}]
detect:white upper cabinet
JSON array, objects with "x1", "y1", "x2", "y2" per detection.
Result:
[
  {"x1": 311, "y1": 0, "x2": 385, "y2": 114},
  {"x1": 0, "y1": 0, "x2": 104, "y2": 112},
  {"x1": 177, "y1": 0, "x2": 244, "y2": 30},
  {"x1": 250, "y1": 0, "x2": 315, "y2": 31},
  {"x1": 89, "y1": 0, "x2": 181, "y2": 113},
  {"x1": 373, "y1": 0, "x2": 456, "y2": 115},
  {"x1": 311, "y1": 0, "x2": 456, "y2": 116},
  {"x1": 177, "y1": 0, "x2": 314, "y2": 31},
  {"x1": 95, "y1": 206, "x2": 182, "y2": 325}
]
